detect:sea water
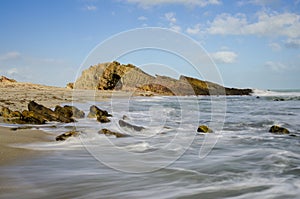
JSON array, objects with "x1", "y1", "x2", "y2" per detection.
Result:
[{"x1": 0, "y1": 90, "x2": 300, "y2": 199}]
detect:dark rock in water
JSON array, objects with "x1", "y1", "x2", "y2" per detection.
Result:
[
  {"x1": 88, "y1": 105, "x2": 112, "y2": 118},
  {"x1": 97, "y1": 115, "x2": 111, "y2": 123},
  {"x1": 269, "y1": 125, "x2": 290, "y2": 134},
  {"x1": 98, "y1": 128, "x2": 128, "y2": 138},
  {"x1": 197, "y1": 125, "x2": 213, "y2": 133},
  {"x1": 28, "y1": 101, "x2": 74, "y2": 123},
  {"x1": 273, "y1": 98, "x2": 285, "y2": 101},
  {"x1": 119, "y1": 120, "x2": 145, "y2": 131},
  {"x1": 56, "y1": 131, "x2": 80, "y2": 141},
  {"x1": 55, "y1": 105, "x2": 85, "y2": 119}
]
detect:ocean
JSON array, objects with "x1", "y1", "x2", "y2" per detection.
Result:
[{"x1": 1, "y1": 89, "x2": 300, "y2": 199}]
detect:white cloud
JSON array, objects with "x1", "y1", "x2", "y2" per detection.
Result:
[
  {"x1": 264, "y1": 61, "x2": 288, "y2": 71},
  {"x1": 186, "y1": 24, "x2": 201, "y2": 35},
  {"x1": 269, "y1": 42, "x2": 281, "y2": 51},
  {"x1": 165, "y1": 12, "x2": 177, "y2": 23},
  {"x1": 164, "y1": 12, "x2": 181, "y2": 32},
  {"x1": 138, "y1": 16, "x2": 148, "y2": 21},
  {"x1": 211, "y1": 51, "x2": 238, "y2": 64},
  {"x1": 238, "y1": 0, "x2": 281, "y2": 7},
  {"x1": 206, "y1": 13, "x2": 247, "y2": 35},
  {"x1": 84, "y1": 5, "x2": 97, "y2": 11},
  {"x1": 0, "y1": 51, "x2": 21, "y2": 61},
  {"x1": 285, "y1": 38, "x2": 300, "y2": 48},
  {"x1": 206, "y1": 11, "x2": 300, "y2": 39},
  {"x1": 124, "y1": 0, "x2": 221, "y2": 8}
]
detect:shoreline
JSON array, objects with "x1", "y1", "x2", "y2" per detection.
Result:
[{"x1": 0, "y1": 81, "x2": 151, "y2": 167}]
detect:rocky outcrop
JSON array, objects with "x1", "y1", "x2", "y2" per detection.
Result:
[
  {"x1": 269, "y1": 125, "x2": 290, "y2": 134},
  {"x1": 0, "y1": 107, "x2": 46, "y2": 124},
  {"x1": 0, "y1": 76, "x2": 17, "y2": 83},
  {"x1": 98, "y1": 128, "x2": 128, "y2": 138},
  {"x1": 28, "y1": 101, "x2": 75, "y2": 123},
  {"x1": 56, "y1": 131, "x2": 80, "y2": 141},
  {"x1": 72, "y1": 62, "x2": 252, "y2": 96},
  {"x1": 197, "y1": 125, "x2": 213, "y2": 133}
]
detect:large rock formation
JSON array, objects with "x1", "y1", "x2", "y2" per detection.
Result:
[{"x1": 73, "y1": 61, "x2": 252, "y2": 95}]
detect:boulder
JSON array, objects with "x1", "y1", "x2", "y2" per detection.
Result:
[
  {"x1": 269, "y1": 125, "x2": 290, "y2": 134},
  {"x1": 97, "y1": 115, "x2": 110, "y2": 123},
  {"x1": 87, "y1": 105, "x2": 112, "y2": 118},
  {"x1": 56, "y1": 131, "x2": 80, "y2": 141},
  {"x1": 197, "y1": 125, "x2": 213, "y2": 133},
  {"x1": 98, "y1": 129, "x2": 128, "y2": 138},
  {"x1": 54, "y1": 105, "x2": 85, "y2": 119},
  {"x1": 119, "y1": 120, "x2": 145, "y2": 131},
  {"x1": 64, "y1": 105, "x2": 85, "y2": 118}
]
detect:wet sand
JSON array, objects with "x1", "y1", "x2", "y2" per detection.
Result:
[{"x1": 0, "y1": 126, "x2": 51, "y2": 166}]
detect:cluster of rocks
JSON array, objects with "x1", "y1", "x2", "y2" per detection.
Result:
[
  {"x1": 0, "y1": 101, "x2": 84, "y2": 124},
  {"x1": 1, "y1": 101, "x2": 293, "y2": 141}
]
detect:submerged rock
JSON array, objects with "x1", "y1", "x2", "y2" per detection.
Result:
[
  {"x1": 269, "y1": 125, "x2": 290, "y2": 134},
  {"x1": 119, "y1": 120, "x2": 145, "y2": 131},
  {"x1": 197, "y1": 125, "x2": 213, "y2": 133},
  {"x1": 87, "y1": 105, "x2": 112, "y2": 118},
  {"x1": 56, "y1": 131, "x2": 80, "y2": 141},
  {"x1": 98, "y1": 129, "x2": 128, "y2": 138}
]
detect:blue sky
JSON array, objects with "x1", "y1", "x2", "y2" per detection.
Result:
[{"x1": 0, "y1": 0, "x2": 299, "y2": 89}]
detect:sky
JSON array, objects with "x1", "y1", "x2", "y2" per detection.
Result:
[{"x1": 0, "y1": 0, "x2": 299, "y2": 89}]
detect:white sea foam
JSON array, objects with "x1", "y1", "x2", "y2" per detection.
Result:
[{"x1": 252, "y1": 89, "x2": 300, "y2": 97}]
